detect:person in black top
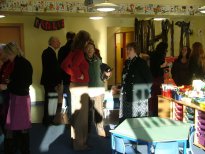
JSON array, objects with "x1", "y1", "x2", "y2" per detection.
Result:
[
  {"x1": 189, "y1": 42, "x2": 205, "y2": 80},
  {"x1": 119, "y1": 42, "x2": 152, "y2": 123},
  {"x1": 41, "y1": 36, "x2": 62, "y2": 126},
  {"x1": 171, "y1": 46, "x2": 192, "y2": 86},
  {"x1": 58, "y1": 32, "x2": 75, "y2": 118},
  {"x1": 149, "y1": 41, "x2": 168, "y2": 117},
  {"x1": 0, "y1": 42, "x2": 33, "y2": 154}
]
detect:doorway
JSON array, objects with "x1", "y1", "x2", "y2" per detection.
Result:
[{"x1": 115, "y1": 31, "x2": 134, "y2": 85}]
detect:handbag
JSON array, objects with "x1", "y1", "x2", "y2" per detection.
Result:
[
  {"x1": 53, "y1": 112, "x2": 69, "y2": 125},
  {"x1": 53, "y1": 107, "x2": 70, "y2": 125}
]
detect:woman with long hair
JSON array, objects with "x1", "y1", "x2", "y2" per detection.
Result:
[
  {"x1": 189, "y1": 42, "x2": 205, "y2": 80},
  {"x1": 61, "y1": 30, "x2": 91, "y2": 151},
  {"x1": 171, "y1": 46, "x2": 192, "y2": 86}
]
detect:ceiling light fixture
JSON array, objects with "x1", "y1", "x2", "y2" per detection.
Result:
[
  {"x1": 199, "y1": 6, "x2": 205, "y2": 13},
  {"x1": 0, "y1": 15, "x2": 5, "y2": 18},
  {"x1": 95, "y1": 1, "x2": 118, "y2": 12},
  {"x1": 153, "y1": 18, "x2": 166, "y2": 21},
  {"x1": 89, "y1": 16, "x2": 103, "y2": 20}
]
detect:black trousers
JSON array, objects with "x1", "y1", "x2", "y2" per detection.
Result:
[{"x1": 42, "y1": 85, "x2": 56, "y2": 125}]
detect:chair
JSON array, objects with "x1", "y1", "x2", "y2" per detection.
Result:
[
  {"x1": 154, "y1": 141, "x2": 179, "y2": 154},
  {"x1": 187, "y1": 129, "x2": 205, "y2": 154},
  {"x1": 112, "y1": 136, "x2": 148, "y2": 154},
  {"x1": 187, "y1": 130, "x2": 195, "y2": 154},
  {"x1": 179, "y1": 125, "x2": 195, "y2": 154},
  {"x1": 112, "y1": 136, "x2": 132, "y2": 154}
]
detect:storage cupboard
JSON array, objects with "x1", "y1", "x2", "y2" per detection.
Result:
[{"x1": 158, "y1": 95, "x2": 205, "y2": 150}]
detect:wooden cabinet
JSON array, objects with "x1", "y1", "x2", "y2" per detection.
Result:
[
  {"x1": 158, "y1": 95, "x2": 205, "y2": 150},
  {"x1": 158, "y1": 96, "x2": 171, "y2": 118}
]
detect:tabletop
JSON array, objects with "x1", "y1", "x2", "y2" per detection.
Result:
[{"x1": 110, "y1": 117, "x2": 191, "y2": 142}]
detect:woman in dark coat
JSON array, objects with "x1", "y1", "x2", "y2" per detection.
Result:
[{"x1": 119, "y1": 42, "x2": 152, "y2": 124}]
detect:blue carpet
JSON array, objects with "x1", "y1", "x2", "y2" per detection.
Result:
[
  {"x1": 30, "y1": 123, "x2": 112, "y2": 154},
  {"x1": 1, "y1": 123, "x2": 205, "y2": 154}
]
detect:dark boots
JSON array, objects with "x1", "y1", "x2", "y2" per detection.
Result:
[
  {"x1": 4, "y1": 130, "x2": 30, "y2": 154},
  {"x1": 4, "y1": 138, "x2": 15, "y2": 154},
  {"x1": 15, "y1": 131, "x2": 30, "y2": 154}
]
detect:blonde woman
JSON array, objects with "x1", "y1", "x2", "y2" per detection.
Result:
[{"x1": 1, "y1": 42, "x2": 33, "y2": 154}]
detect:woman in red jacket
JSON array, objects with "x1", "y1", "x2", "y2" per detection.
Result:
[{"x1": 61, "y1": 30, "x2": 91, "y2": 151}]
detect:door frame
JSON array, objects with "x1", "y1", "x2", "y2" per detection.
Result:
[{"x1": 114, "y1": 31, "x2": 134, "y2": 85}]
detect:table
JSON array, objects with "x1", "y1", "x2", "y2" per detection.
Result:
[{"x1": 110, "y1": 117, "x2": 191, "y2": 154}]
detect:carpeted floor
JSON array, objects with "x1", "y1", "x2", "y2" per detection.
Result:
[
  {"x1": 0, "y1": 123, "x2": 113, "y2": 154},
  {"x1": 29, "y1": 123, "x2": 112, "y2": 154},
  {"x1": 1, "y1": 121, "x2": 205, "y2": 154}
]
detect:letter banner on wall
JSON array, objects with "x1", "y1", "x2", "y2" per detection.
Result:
[{"x1": 34, "y1": 17, "x2": 64, "y2": 31}]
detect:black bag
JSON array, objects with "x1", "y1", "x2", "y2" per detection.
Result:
[
  {"x1": 94, "y1": 109, "x2": 103, "y2": 124},
  {"x1": 100, "y1": 63, "x2": 112, "y2": 81}
]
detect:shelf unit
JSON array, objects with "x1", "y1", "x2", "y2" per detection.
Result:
[{"x1": 158, "y1": 95, "x2": 205, "y2": 150}]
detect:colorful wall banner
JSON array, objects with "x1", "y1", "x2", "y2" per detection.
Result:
[{"x1": 34, "y1": 17, "x2": 64, "y2": 31}]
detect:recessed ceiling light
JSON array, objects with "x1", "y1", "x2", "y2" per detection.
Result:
[
  {"x1": 154, "y1": 18, "x2": 166, "y2": 21},
  {"x1": 89, "y1": 16, "x2": 103, "y2": 20},
  {"x1": 0, "y1": 15, "x2": 5, "y2": 18}
]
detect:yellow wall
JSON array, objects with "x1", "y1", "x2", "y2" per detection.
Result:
[
  {"x1": 1, "y1": 15, "x2": 205, "y2": 102},
  {"x1": 0, "y1": 15, "x2": 135, "y2": 102},
  {"x1": 1, "y1": 15, "x2": 205, "y2": 101}
]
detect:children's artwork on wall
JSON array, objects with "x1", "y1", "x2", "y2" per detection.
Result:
[
  {"x1": 33, "y1": 0, "x2": 44, "y2": 12},
  {"x1": 0, "y1": 0, "x2": 204, "y2": 16}
]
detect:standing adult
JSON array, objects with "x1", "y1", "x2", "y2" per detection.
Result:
[
  {"x1": 119, "y1": 42, "x2": 152, "y2": 124},
  {"x1": 84, "y1": 41, "x2": 106, "y2": 137},
  {"x1": 189, "y1": 42, "x2": 205, "y2": 80},
  {"x1": 0, "y1": 47, "x2": 14, "y2": 136},
  {"x1": 58, "y1": 32, "x2": 75, "y2": 118},
  {"x1": 61, "y1": 30, "x2": 91, "y2": 151},
  {"x1": 0, "y1": 42, "x2": 33, "y2": 154},
  {"x1": 171, "y1": 46, "x2": 192, "y2": 86},
  {"x1": 149, "y1": 41, "x2": 168, "y2": 117},
  {"x1": 41, "y1": 36, "x2": 62, "y2": 126}
]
